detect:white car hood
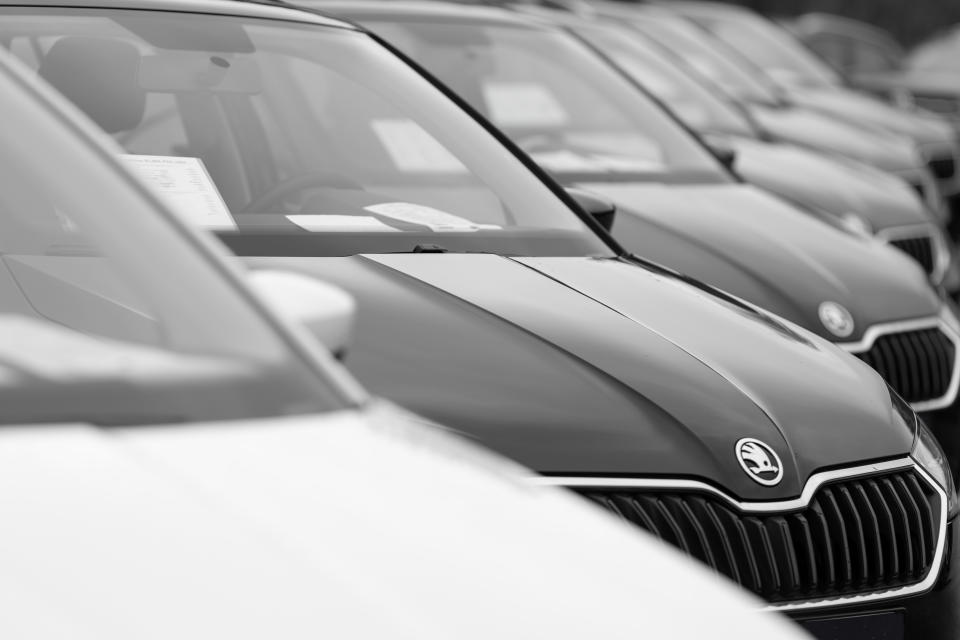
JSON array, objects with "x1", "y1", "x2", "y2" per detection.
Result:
[{"x1": 0, "y1": 403, "x2": 804, "y2": 639}]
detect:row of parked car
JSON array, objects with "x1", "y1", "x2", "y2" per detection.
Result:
[{"x1": 2, "y1": 0, "x2": 959, "y2": 637}]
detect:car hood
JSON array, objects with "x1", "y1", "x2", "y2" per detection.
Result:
[
  {"x1": 247, "y1": 253, "x2": 912, "y2": 501},
  {"x1": 0, "y1": 403, "x2": 803, "y2": 639},
  {"x1": 749, "y1": 102, "x2": 924, "y2": 171},
  {"x1": 717, "y1": 134, "x2": 932, "y2": 230},
  {"x1": 575, "y1": 181, "x2": 940, "y2": 336},
  {"x1": 787, "y1": 85, "x2": 956, "y2": 147}
]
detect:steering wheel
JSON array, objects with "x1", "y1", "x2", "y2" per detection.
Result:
[{"x1": 241, "y1": 172, "x2": 364, "y2": 213}]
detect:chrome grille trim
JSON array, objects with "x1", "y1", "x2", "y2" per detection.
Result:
[
  {"x1": 533, "y1": 458, "x2": 947, "y2": 613},
  {"x1": 837, "y1": 317, "x2": 960, "y2": 412}
]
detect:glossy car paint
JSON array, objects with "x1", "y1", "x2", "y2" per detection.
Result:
[
  {"x1": 0, "y1": 36, "x2": 815, "y2": 640},
  {"x1": 14, "y1": 2, "x2": 957, "y2": 631}
]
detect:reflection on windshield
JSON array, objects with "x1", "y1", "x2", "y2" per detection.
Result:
[
  {"x1": 0, "y1": 8, "x2": 611, "y2": 257},
  {"x1": 573, "y1": 24, "x2": 756, "y2": 138},
  {"x1": 697, "y1": 15, "x2": 842, "y2": 88},
  {"x1": 367, "y1": 20, "x2": 731, "y2": 185},
  {"x1": 0, "y1": 28, "x2": 353, "y2": 425},
  {"x1": 629, "y1": 17, "x2": 784, "y2": 107}
]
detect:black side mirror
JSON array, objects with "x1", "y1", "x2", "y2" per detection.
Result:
[
  {"x1": 566, "y1": 187, "x2": 616, "y2": 232},
  {"x1": 704, "y1": 138, "x2": 738, "y2": 170}
]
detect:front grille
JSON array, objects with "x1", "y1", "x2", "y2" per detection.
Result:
[
  {"x1": 929, "y1": 155, "x2": 956, "y2": 180},
  {"x1": 853, "y1": 327, "x2": 955, "y2": 404},
  {"x1": 888, "y1": 234, "x2": 936, "y2": 275},
  {"x1": 578, "y1": 468, "x2": 940, "y2": 604}
]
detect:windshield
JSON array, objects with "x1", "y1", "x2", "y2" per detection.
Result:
[
  {"x1": 570, "y1": 23, "x2": 757, "y2": 138},
  {"x1": 628, "y1": 15, "x2": 785, "y2": 107},
  {"x1": 362, "y1": 18, "x2": 732, "y2": 185},
  {"x1": 689, "y1": 12, "x2": 843, "y2": 89},
  {"x1": 0, "y1": 8, "x2": 610, "y2": 258},
  {"x1": 0, "y1": 49, "x2": 354, "y2": 426}
]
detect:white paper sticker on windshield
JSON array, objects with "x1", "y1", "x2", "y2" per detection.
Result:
[
  {"x1": 365, "y1": 202, "x2": 500, "y2": 231},
  {"x1": 371, "y1": 119, "x2": 468, "y2": 173},
  {"x1": 286, "y1": 215, "x2": 400, "y2": 232},
  {"x1": 119, "y1": 155, "x2": 237, "y2": 230},
  {"x1": 482, "y1": 81, "x2": 569, "y2": 128}
]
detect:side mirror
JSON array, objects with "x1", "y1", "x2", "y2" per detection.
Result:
[
  {"x1": 566, "y1": 187, "x2": 616, "y2": 231},
  {"x1": 704, "y1": 138, "x2": 737, "y2": 170},
  {"x1": 247, "y1": 270, "x2": 356, "y2": 359}
]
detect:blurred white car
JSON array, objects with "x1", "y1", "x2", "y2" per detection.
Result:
[{"x1": 0, "y1": 44, "x2": 807, "y2": 639}]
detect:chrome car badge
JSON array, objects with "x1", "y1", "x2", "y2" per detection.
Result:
[
  {"x1": 818, "y1": 301, "x2": 854, "y2": 338},
  {"x1": 735, "y1": 438, "x2": 783, "y2": 486}
]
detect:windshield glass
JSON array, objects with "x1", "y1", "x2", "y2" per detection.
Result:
[
  {"x1": 628, "y1": 15, "x2": 785, "y2": 107},
  {"x1": 0, "y1": 8, "x2": 610, "y2": 258},
  {"x1": 363, "y1": 18, "x2": 732, "y2": 185},
  {"x1": 0, "y1": 50, "x2": 353, "y2": 425},
  {"x1": 571, "y1": 23, "x2": 757, "y2": 138},
  {"x1": 690, "y1": 12, "x2": 843, "y2": 88}
]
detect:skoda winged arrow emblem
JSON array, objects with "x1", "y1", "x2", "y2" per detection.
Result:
[
  {"x1": 818, "y1": 301, "x2": 854, "y2": 338},
  {"x1": 735, "y1": 438, "x2": 783, "y2": 487}
]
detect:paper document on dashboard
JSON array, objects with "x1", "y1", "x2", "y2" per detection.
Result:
[{"x1": 119, "y1": 155, "x2": 237, "y2": 230}]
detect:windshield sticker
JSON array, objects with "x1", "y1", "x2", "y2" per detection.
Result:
[
  {"x1": 531, "y1": 150, "x2": 662, "y2": 173},
  {"x1": 119, "y1": 155, "x2": 237, "y2": 230},
  {"x1": 370, "y1": 119, "x2": 468, "y2": 174},
  {"x1": 482, "y1": 81, "x2": 569, "y2": 128},
  {"x1": 286, "y1": 215, "x2": 401, "y2": 232},
  {"x1": 530, "y1": 150, "x2": 609, "y2": 172},
  {"x1": 365, "y1": 202, "x2": 500, "y2": 231}
]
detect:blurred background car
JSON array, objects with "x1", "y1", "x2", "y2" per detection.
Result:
[
  {"x1": 788, "y1": 13, "x2": 960, "y2": 136},
  {"x1": 9, "y1": 2, "x2": 957, "y2": 637},
  {"x1": 515, "y1": 9, "x2": 959, "y2": 295},
  {"x1": 0, "y1": 35, "x2": 818, "y2": 640},
  {"x1": 328, "y1": 1, "x2": 960, "y2": 442},
  {"x1": 655, "y1": 1, "x2": 960, "y2": 229},
  {"x1": 587, "y1": 2, "x2": 954, "y2": 225}
]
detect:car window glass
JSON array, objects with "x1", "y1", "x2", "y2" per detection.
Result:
[
  {"x1": 575, "y1": 24, "x2": 756, "y2": 138},
  {"x1": 0, "y1": 10, "x2": 612, "y2": 258},
  {"x1": 368, "y1": 20, "x2": 732, "y2": 185},
  {"x1": 0, "y1": 57, "x2": 353, "y2": 424},
  {"x1": 698, "y1": 15, "x2": 842, "y2": 88}
]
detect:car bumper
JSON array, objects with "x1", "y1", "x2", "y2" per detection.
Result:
[{"x1": 788, "y1": 519, "x2": 959, "y2": 640}]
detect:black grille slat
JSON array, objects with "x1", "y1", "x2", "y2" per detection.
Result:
[
  {"x1": 889, "y1": 234, "x2": 936, "y2": 275},
  {"x1": 853, "y1": 327, "x2": 955, "y2": 404},
  {"x1": 806, "y1": 499, "x2": 836, "y2": 590},
  {"x1": 880, "y1": 477, "x2": 914, "y2": 580},
  {"x1": 578, "y1": 468, "x2": 940, "y2": 604}
]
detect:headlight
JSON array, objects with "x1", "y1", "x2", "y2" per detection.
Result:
[
  {"x1": 940, "y1": 303, "x2": 960, "y2": 336},
  {"x1": 891, "y1": 387, "x2": 958, "y2": 514},
  {"x1": 839, "y1": 212, "x2": 873, "y2": 238},
  {"x1": 931, "y1": 228, "x2": 953, "y2": 286},
  {"x1": 912, "y1": 419, "x2": 959, "y2": 516}
]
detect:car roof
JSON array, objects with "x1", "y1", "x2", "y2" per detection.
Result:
[
  {"x1": 0, "y1": 0, "x2": 359, "y2": 30},
  {"x1": 300, "y1": 0, "x2": 548, "y2": 28}
]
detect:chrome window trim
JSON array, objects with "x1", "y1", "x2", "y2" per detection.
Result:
[
  {"x1": 875, "y1": 222, "x2": 948, "y2": 282},
  {"x1": 836, "y1": 316, "x2": 960, "y2": 412},
  {"x1": 534, "y1": 457, "x2": 948, "y2": 613}
]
